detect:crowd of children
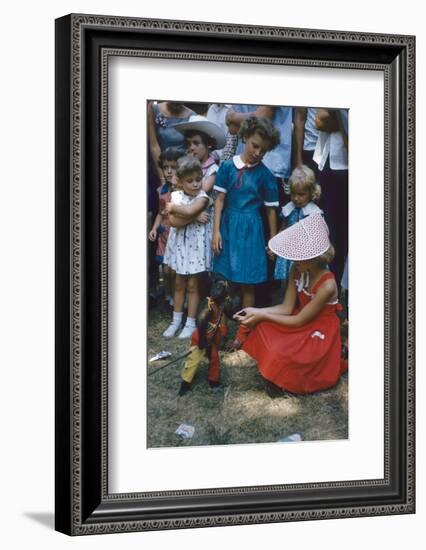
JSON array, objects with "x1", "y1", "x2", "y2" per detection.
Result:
[{"x1": 147, "y1": 101, "x2": 349, "y2": 395}]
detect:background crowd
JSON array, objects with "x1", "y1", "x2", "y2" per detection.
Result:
[{"x1": 147, "y1": 101, "x2": 348, "y2": 341}]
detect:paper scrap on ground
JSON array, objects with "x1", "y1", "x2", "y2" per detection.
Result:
[
  {"x1": 175, "y1": 423, "x2": 195, "y2": 439},
  {"x1": 149, "y1": 351, "x2": 172, "y2": 362},
  {"x1": 277, "y1": 433, "x2": 303, "y2": 443}
]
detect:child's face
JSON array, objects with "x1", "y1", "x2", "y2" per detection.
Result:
[
  {"x1": 290, "y1": 184, "x2": 311, "y2": 208},
  {"x1": 242, "y1": 131, "x2": 270, "y2": 165},
  {"x1": 186, "y1": 134, "x2": 209, "y2": 163},
  {"x1": 162, "y1": 160, "x2": 178, "y2": 185},
  {"x1": 294, "y1": 259, "x2": 314, "y2": 273},
  {"x1": 179, "y1": 170, "x2": 203, "y2": 196}
]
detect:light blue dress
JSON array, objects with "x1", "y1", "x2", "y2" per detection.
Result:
[
  {"x1": 274, "y1": 202, "x2": 323, "y2": 280},
  {"x1": 213, "y1": 156, "x2": 278, "y2": 284}
]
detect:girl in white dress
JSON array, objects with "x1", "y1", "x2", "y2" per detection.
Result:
[{"x1": 163, "y1": 156, "x2": 212, "y2": 338}]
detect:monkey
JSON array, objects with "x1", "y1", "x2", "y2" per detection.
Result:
[{"x1": 178, "y1": 276, "x2": 240, "y2": 396}]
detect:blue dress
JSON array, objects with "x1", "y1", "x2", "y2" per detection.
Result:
[
  {"x1": 213, "y1": 156, "x2": 278, "y2": 284},
  {"x1": 274, "y1": 201, "x2": 323, "y2": 280},
  {"x1": 152, "y1": 103, "x2": 194, "y2": 150}
]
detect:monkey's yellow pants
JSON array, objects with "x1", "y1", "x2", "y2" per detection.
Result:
[{"x1": 181, "y1": 346, "x2": 206, "y2": 383}]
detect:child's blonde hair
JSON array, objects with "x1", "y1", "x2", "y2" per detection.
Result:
[
  {"x1": 314, "y1": 245, "x2": 335, "y2": 269},
  {"x1": 176, "y1": 155, "x2": 203, "y2": 179},
  {"x1": 289, "y1": 165, "x2": 321, "y2": 202}
]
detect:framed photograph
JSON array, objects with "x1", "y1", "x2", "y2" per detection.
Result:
[
  {"x1": 55, "y1": 14, "x2": 415, "y2": 535},
  {"x1": 144, "y1": 98, "x2": 349, "y2": 451}
]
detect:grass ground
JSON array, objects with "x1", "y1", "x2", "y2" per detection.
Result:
[{"x1": 147, "y1": 303, "x2": 348, "y2": 448}]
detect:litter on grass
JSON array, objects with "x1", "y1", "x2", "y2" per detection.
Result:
[
  {"x1": 277, "y1": 433, "x2": 303, "y2": 443},
  {"x1": 149, "y1": 351, "x2": 172, "y2": 362},
  {"x1": 175, "y1": 423, "x2": 195, "y2": 439}
]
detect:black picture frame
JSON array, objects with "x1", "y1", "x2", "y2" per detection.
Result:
[{"x1": 55, "y1": 13, "x2": 415, "y2": 535}]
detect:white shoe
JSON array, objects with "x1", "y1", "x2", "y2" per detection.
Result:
[
  {"x1": 178, "y1": 324, "x2": 196, "y2": 339},
  {"x1": 163, "y1": 323, "x2": 181, "y2": 338}
]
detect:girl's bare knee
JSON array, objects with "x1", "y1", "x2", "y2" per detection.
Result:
[
  {"x1": 186, "y1": 276, "x2": 199, "y2": 295},
  {"x1": 175, "y1": 275, "x2": 187, "y2": 292}
]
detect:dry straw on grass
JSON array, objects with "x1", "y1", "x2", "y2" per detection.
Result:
[{"x1": 147, "y1": 305, "x2": 348, "y2": 448}]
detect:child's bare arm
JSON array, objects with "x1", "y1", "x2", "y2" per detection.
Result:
[
  {"x1": 168, "y1": 197, "x2": 210, "y2": 227},
  {"x1": 261, "y1": 279, "x2": 336, "y2": 327},
  {"x1": 281, "y1": 274, "x2": 297, "y2": 313},
  {"x1": 169, "y1": 212, "x2": 209, "y2": 227},
  {"x1": 236, "y1": 275, "x2": 336, "y2": 329},
  {"x1": 169, "y1": 214, "x2": 190, "y2": 227},
  {"x1": 265, "y1": 206, "x2": 277, "y2": 259},
  {"x1": 234, "y1": 276, "x2": 297, "y2": 325},
  {"x1": 266, "y1": 206, "x2": 277, "y2": 238},
  {"x1": 167, "y1": 197, "x2": 209, "y2": 219},
  {"x1": 202, "y1": 173, "x2": 216, "y2": 194},
  {"x1": 213, "y1": 192, "x2": 225, "y2": 254},
  {"x1": 149, "y1": 212, "x2": 163, "y2": 241},
  {"x1": 260, "y1": 267, "x2": 297, "y2": 314}
]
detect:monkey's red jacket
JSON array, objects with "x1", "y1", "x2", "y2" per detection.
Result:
[{"x1": 181, "y1": 298, "x2": 227, "y2": 384}]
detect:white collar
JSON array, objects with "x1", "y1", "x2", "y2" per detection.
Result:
[
  {"x1": 282, "y1": 201, "x2": 323, "y2": 217},
  {"x1": 232, "y1": 155, "x2": 259, "y2": 169},
  {"x1": 296, "y1": 272, "x2": 310, "y2": 292}
]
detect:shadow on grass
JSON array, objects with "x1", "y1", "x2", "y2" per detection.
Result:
[{"x1": 147, "y1": 305, "x2": 348, "y2": 449}]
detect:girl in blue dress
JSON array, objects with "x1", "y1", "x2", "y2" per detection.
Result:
[{"x1": 212, "y1": 117, "x2": 280, "y2": 349}]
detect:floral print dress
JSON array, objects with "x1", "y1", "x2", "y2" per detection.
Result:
[{"x1": 163, "y1": 190, "x2": 212, "y2": 275}]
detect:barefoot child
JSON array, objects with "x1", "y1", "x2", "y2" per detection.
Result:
[
  {"x1": 162, "y1": 156, "x2": 213, "y2": 339},
  {"x1": 234, "y1": 214, "x2": 348, "y2": 394}
]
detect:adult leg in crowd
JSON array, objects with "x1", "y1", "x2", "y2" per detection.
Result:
[{"x1": 318, "y1": 161, "x2": 348, "y2": 285}]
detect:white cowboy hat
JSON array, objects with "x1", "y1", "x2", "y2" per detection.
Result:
[
  {"x1": 269, "y1": 214, "x2": 331, "y2": 261},
  {"x1": 171, "y1": 115, "x2": 226, "y2": 149}
]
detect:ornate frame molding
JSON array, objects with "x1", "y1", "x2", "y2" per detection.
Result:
[{"x1": 55, "y1": 14, "x2": 415, "y2": 535}]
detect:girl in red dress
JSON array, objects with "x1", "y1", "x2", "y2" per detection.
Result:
[{"x1": 234, "y1": 214, "x2": 347, "y2": 394}]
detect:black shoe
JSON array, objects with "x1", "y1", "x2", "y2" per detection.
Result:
[
  {"x1": 178, "y1": 381, "x2": 192, "y2": 396},
  {"x1": 208, "y1": 380, "x2": 221, "y2": 389}
]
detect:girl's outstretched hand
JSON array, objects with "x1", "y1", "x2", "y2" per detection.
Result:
[
  {"x1": 233, "y1": 307, "x2": 263, "y2": 328},
  {"x1": 213, "y1": 232, "x2": 222, "y2": 254},
  {"x1": 148, "y1": 228, "x2": 157, "y2": 241}
]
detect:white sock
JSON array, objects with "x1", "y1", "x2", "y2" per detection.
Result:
[
  {"x1": 172, "y1": 311, "x2": 183, "y2": 325},
  {"x1": 185, "y1": 316, "x2": 196, "y2": 328}
]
